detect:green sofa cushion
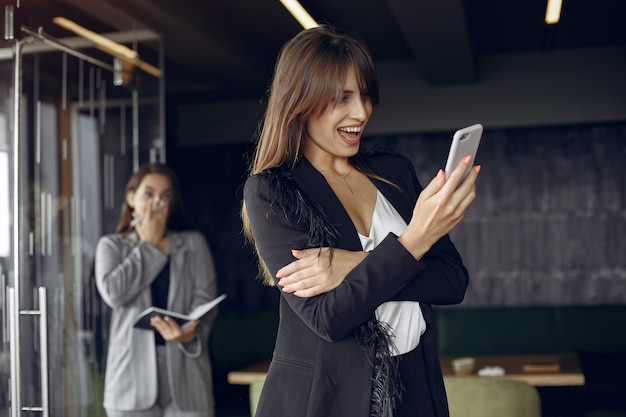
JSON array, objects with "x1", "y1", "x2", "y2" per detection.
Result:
[
  {"x1": 556, "y1": 306, "x2": 626, "y2": 352},
  {"x1": 435, "y1": 305, "x2": 626, "y2": 356},
  {"x1": 436, "y1": 307, "x2": 558, "y2": 356}
]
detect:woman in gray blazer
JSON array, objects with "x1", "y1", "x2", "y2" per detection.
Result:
[{"x1": 95, "y1": 163, "x2": 218, "y2": 417}]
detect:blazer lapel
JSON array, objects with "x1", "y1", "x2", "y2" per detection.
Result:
[
  {"x1": 291, "y1": 157, "x2": 417, "y2": 249},
  {"x1": 167, "y1": 232, "x2": 186, "y2": 308},
  {"x1": 292, "y1": 158, "x2": 363, "y2": 251},
  {"x1": 356, "y1": 154, "x2": 416, "y2": 224},
  {"x1": 370, "y1": 177, "x2": 414, "y2": 224}
]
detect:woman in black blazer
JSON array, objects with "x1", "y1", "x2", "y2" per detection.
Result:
[{"x1": 242, "y1": 25, "x2": 480, "y2": 417}]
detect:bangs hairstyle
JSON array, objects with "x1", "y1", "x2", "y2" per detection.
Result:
[{"x1": 250, "y1": 25, "x2": 379, "y2": 174}]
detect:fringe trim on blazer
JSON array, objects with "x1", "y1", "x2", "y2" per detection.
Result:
[{"x1": 261, "y1": 167, "x2": 404, "y2": 417}]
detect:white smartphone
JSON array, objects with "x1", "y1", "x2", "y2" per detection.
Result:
[{"x1": 444, "y1": 123, "x2": 483, "y2": 180}]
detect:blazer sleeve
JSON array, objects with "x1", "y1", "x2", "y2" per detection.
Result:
[
  {"x1": 378, "y1": 154, "x2": 469, "y2": 305},
  {"x1": 95, "y1": 234, "x2": 168, "y2": 308},
  {"x1": 389, "y1": 236, "x2": 469, "y2": 305},
  {"x1": 244, "y1": 174, "x2": 427, "y2": 343}
]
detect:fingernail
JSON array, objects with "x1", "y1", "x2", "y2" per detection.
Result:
[
  {"x1": 277, "y1": 279, "x2": 284, "y2": 286},
  {"x1": 474, "y1": 165, "x2": 481, "y2": 173},
  {"x1": 463, "y1": 155, "x2": 471, "y2": 163}
]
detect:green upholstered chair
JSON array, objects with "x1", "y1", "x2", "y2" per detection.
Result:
[
  {"x1": 249, "y1": 379, "x2": 265, "y2": 417},
  {"x1": 249, "y1": 376, "x2": 542, "y2": 417},
  {"x1": 444, "y1": 377, "x2": 542, "y2": 417}
]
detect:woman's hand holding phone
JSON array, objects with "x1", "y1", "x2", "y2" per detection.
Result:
[
  {"x1": 270, "y1": 124, "x2": 483, "y2": 294},
  {"x1": 399, "y1": 155, "x2": 480, "y2": 261},
  {"x1": 444, "y1": 124, "x2": 482, "y2": 180}
]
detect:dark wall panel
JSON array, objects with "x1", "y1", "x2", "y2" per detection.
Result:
[
  {"x1": 366, "y1": 122, "x2": 626, "y2": 306},
  {"x1": 170, "y1": 122, "x2": 626, "y2": 309}
]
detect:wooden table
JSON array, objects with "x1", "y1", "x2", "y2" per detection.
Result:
[
  {"x1": 440, "y1": 353, "x2": 585, "y2": 387},
  {"x1": 228, "y1": 354, "x2": 585, "y2": 387},
  {"x1": 227, "y1": 360, "x2": 270, "y2": 385}
]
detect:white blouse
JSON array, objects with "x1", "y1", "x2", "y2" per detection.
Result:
[{"x1": 358, "y1": 191, "x2": 427, "y2": 356}]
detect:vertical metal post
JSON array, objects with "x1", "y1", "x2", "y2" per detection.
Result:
[
  {"x1": 158, "y1": 38, "x2": 166, "y2": 163},
  {"x1": 8, "y1": 288, "x2": 19, "y2": 417},
  {"x1": 10, "y1": 36, "x2": 22, "y2": 417},
  {"x1": 132, "y1": 88, "x2": 139, "y2": 172},
  {"x1": 4, "y1": 5, "x2": 14, "y2": 40}
]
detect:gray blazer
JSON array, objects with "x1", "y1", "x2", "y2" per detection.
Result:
[{"x1": 95, "y1": 230, "x2": 217, "y2": 413}]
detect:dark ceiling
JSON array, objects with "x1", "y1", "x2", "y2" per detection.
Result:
[{"x1": 3, "y1": 0, "x2": 626, "y2": 101}]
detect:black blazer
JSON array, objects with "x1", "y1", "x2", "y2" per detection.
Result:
[{"x1": 243, "y1": 151, "x2": 469, "y2": 417}]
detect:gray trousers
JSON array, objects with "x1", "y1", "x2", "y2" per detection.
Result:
[{"x1": 105, "y1": 346, "x2": 211, "y2": 417}]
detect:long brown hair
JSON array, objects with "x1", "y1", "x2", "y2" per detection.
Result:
[
  {"x1": 249, "y1": 24, "x2": 379, "y2": 174},
  {"x1": 243, "y1": 25, "x2": 379, "y2": 284},
  {"x1": 116, "y1": 163, "x2": 193, "y2": 233}
]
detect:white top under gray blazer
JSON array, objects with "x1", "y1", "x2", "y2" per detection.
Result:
[{"x1": 95, "y1": 230, "x2": 217, "y2": 413}]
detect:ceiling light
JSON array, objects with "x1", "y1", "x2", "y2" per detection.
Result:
[
  {"x1": 53, "y1": 17, "x2": 137, "y2": 60},
  {"x1": 545, "y1": 0, "x2": 563, "y2": 24},
  {"x1": 53, "y1": 16, "x2": 161, "y2": 78},
  {"x1": 279, "y1": 0, "x2": 319, "y2": 29}
]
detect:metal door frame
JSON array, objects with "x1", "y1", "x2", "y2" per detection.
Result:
[{"x1": 3, "y1": 10, "x2": 164, "y2": 415}]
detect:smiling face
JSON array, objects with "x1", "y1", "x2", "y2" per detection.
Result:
[
  {"x1": 302, "y1": 66, "x2": 373, "y2": 162},
  {"x1": 126, "y1": 173, "x2": 173, "y2": 222}
]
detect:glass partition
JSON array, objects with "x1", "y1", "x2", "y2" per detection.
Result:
[{"x1": 0, "y1": 21, "x2": 164, "y2": 417}]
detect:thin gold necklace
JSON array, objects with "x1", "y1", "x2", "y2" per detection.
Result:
[{"x1": 321, "y1": 168, "x2": 354, "y2": 194}]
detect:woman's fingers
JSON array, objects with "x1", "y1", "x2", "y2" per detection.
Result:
[
  {"x1": 137, "y1": 199, "x2": 168, "y2": 246},
  {"x1": 400, "y1": 159, "x2": 480, "y2": 259},
  {"x1": 437, "y1": 155, "x2": 473, "y2": 193},
  {"x1": 419, "y1": 169, "x2": 446, "y2": 201},
  {"x1": 447, "y1": 164, "x2": 479, "y2": 210},
  {"x1": 276, "y1": 248, "x2": 357, "y2": 296},
  {"x1": 293, "y1": 285, "x2": 329, "y2": 298},
  {"x1": 151, "y1": 315, "x2": 177, "y2": 335},
  {"x1": 276, "y1": 249, "x2": 325, "y2": 278},
  {"x1": 419, "y1": 155, "x2": 474, "y2": 206},
  {"x1": 278, "y1": 255, "x2": 329, "y2": 291},
  {"x1": 150, "y1": 315, "x2": 197, "y2": 343},
  {"x1": 282, "y1": 277, "x2": 323, "y2": 294}
]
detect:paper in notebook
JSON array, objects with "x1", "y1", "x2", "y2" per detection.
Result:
[{"x1": 133, "y1": 294, "x2": 227, "y2": 330}]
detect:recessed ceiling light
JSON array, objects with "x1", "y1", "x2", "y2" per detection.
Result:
[
  {"x1": 279, "y1": 0, "x2": 319, "y2": 29},
  {"x1": 545, "y1": 0, "x2": 563, "y2": 24}
]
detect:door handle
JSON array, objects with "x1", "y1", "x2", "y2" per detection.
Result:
[
  {"x1": 9, "y1": 287, "x2": 50, "y2": 417},
  {"x1": 36, "y1": 287, "x2": 50, "y2": 417},
  {"x1": 8, "y1": 287, "x2": 20, "y2": 417}
]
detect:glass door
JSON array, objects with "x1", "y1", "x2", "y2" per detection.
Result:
[{"x1": 0, "y1": 16, "x2": 164, "y2": 417}]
